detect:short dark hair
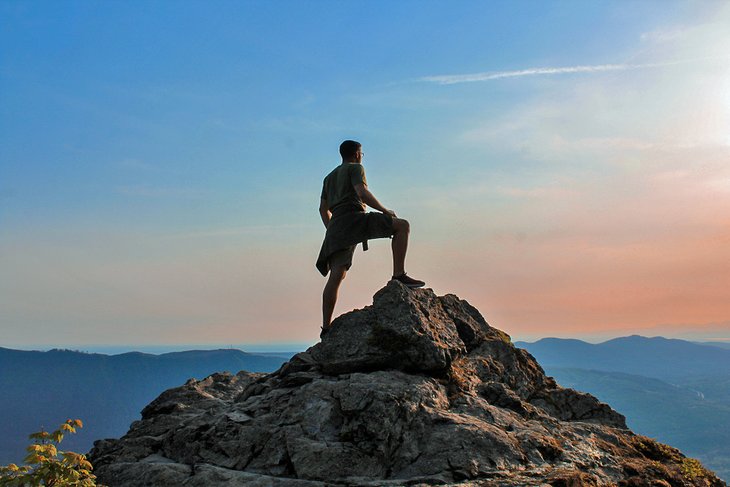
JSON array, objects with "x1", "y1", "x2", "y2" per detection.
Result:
[{"x1": 339, "y1": 140, "x2": 361, "y2": 160}]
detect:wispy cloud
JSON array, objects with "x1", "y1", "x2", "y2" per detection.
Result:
[
  {"x1": 420, "y1": 61, "x2": 682, "y2": 85},
  {"x1": 640, "y1": 27, "x2": 690, "y2": 44}
]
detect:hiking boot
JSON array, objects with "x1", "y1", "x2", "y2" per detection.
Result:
[{"x1": 391, "y1": 273, "x2": 425, "y2": 288}]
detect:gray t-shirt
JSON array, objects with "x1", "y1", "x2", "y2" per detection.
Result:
[{"x1": 320, "y1": 163, "x2": 367, "y2": 210}]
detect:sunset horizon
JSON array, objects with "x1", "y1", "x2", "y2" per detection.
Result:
[{"x1": 2, "y1": 1, "x2": 729, "y2": 348}]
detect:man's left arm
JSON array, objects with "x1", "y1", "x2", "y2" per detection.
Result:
[
  {"x1": 319, "y1": 198, "x2": 331, "y2": 228},
  {"x1": 354, "y1": 183, "x2": 394, "y2": 216}
]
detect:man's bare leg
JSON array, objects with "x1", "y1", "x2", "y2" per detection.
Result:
[
  {"x1": 390, "y1": 217, "x2": 425, "y2": 287},
  {"x1": 322, "y1": 265, "x2": 347, "y2": 330},
  {"x1": 391, "y1": 217, "x2": 410, "y2": 276}
]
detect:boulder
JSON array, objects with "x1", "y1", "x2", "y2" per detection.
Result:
[{"x1": 90, "y1": 282, "x2": 726, "y2": 486}]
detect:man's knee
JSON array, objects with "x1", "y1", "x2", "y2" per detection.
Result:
[
  {"x1": 393, "y1": 217, "x2": 410, "y2": 234},
  {"x1": 329, "y1": 265, "x2": 347, "y2": 282}
]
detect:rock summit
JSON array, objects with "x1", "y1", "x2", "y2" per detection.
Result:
[{"x1": 90, "y1": 282, "x2": 725, "y2": 486}]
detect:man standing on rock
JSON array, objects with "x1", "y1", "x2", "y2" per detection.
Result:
[{"x1": 317, "y1": 140, "x2": 425, "y2": 336}]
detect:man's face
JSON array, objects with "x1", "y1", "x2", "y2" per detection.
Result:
[{"x1": 356, "y1": 147, "x2": 364, "y2": 163}]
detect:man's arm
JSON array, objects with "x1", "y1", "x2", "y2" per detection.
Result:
[
  {"x1": 354, "y1": 183, "x2": 396, "y2": 217},
  {"x1": 319, "y1": 198, "x2": 331, "y2": 228}
]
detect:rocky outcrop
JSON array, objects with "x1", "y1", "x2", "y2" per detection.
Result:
[{"x1": 89, "y1": 282, "x2": 726, "y2": 486}]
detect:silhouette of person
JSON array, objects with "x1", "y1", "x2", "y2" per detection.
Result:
[{"x1": 316, "y1": 140, "x2": 425, "y2": 336}]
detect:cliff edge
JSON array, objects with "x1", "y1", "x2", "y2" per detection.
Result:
[{"x1": 89, "y1": 281, "x2": 726, "y2": 486}]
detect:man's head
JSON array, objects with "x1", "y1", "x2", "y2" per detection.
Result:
[{"x1": 339, "y1": 140, "x2": 362, "y2": 163}]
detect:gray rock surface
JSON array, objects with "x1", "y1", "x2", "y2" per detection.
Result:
[{"x1": 90, "y1": 281, "x2": 726, "y2": 486}]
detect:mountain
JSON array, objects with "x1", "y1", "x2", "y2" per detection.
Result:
[
  {"x1": 698, "y1": 341, "x2": 730, "y2": 351},
  {"x1": 516, "y1": 337, "x2": 730, "y2": 481},
  {"x1": 514, "y1": 335, "x2": 730, "y2": 382},
  {"x1": 543, "y1": 367, "x2": 730, "y2": 481},
  {"x1": 0, "y1": 347, "x2": 291, "y2": 466},
  {"x1": 89, "y1": 282, "x2": 725, "y2": 486},
  {"x1": 515, "y1": 335, "x2": 730, "y2": 404}
]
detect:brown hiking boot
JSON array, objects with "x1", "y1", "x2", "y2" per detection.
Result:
[{"x1": 391, "y1": 273, "x2": 425, "y2": 288}]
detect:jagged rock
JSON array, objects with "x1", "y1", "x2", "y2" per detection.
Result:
[
  {"x1": 89, "y1": 281, "x2": 726, "y2": 486},
  {"x1": 310, "y1": 283, "x2": 470, "y2": 375}
]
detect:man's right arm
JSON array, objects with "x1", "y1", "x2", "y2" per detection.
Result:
[{"x1": 354, "y1": 183, "x2": 396, "y2": 217}]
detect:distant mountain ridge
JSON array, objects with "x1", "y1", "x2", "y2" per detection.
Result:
[
  {"x1": 3, "y1": 335, "x2": 728, "y2": 482},
  {"x1": 514, "y1": 335, "x2": 730, "y2": 381},
  {"x1": 0, "y1": 347, "x2": 291, "y2": 466}
]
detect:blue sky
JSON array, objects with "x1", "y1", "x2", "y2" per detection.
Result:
[{"x1": 2, "y1": 1, "x2": 729, "y2": 347}]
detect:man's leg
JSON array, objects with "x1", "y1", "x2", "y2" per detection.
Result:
[
  {"x1": 390, "y1": 217, "x2": 425, "y2": 287},
  {"x1": 391, "y1": 217, "x2": 410, "y2": 276},
  {"x1": 322, "y1": 264, "x2": 347, "y2": 330}
]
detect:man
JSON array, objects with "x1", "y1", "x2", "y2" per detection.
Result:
[{"x1": 316, "y1": 140, "x2": 425, "y2": 336}]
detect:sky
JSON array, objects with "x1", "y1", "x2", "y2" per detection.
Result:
[{"x1": 1, "y1": 0, "x2": 729, "y2": 349}]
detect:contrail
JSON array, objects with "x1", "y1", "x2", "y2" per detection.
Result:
[{"x1": 420, "y1": 61, "x2": 684, "y2": 85}]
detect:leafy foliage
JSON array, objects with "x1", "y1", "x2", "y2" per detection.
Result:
[
  {"x1": 681, "y1": 457, "x2": 714, "y2": 481},
  {"x1": 0, "y1": 419, "x2": 100, "y2": 486}
]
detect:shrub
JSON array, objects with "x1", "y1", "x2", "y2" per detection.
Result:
[{"x1": 0, "y1": 419, "x2": 100, "y2": 486}]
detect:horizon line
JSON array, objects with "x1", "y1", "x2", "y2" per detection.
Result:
[{"x1": 4, "y1": 333, "x2": 728, "y2": 354}]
